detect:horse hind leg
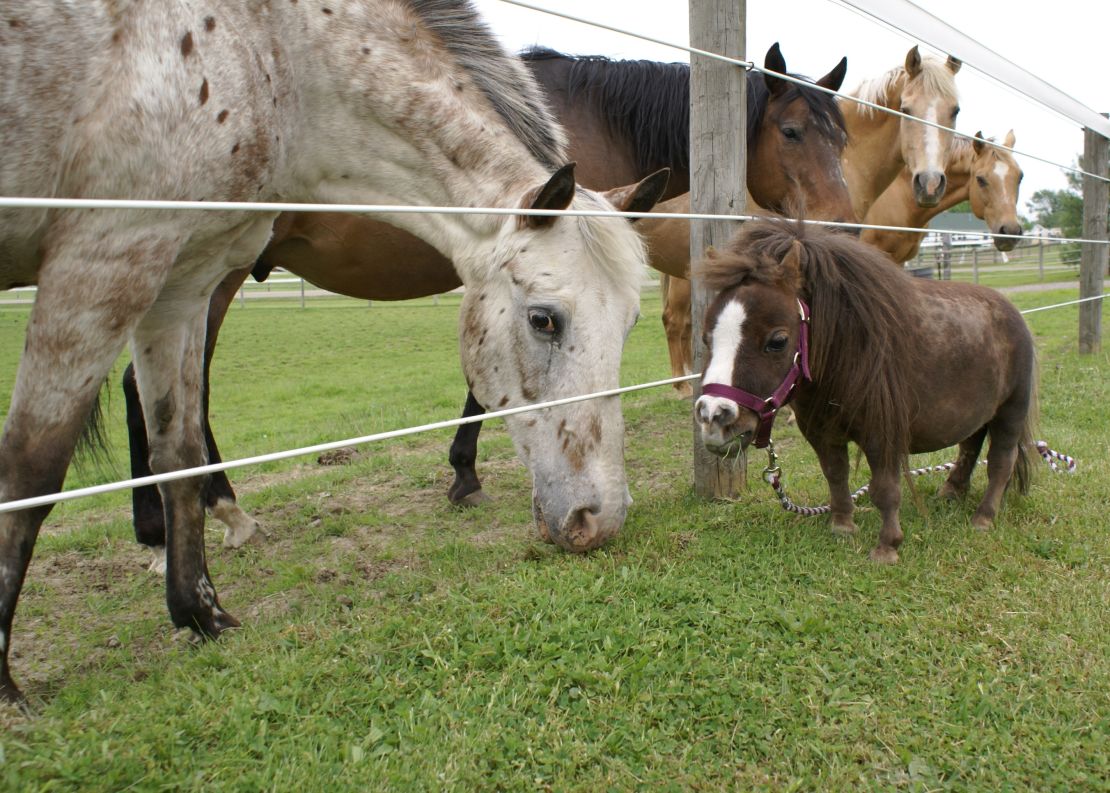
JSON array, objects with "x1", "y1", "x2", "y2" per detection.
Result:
[
  {"x1": 447, "y1": 391, "x2": 490, "y2": 507},
  {"x1": 1, "y1": 235, "x2": 176, "y2": 703},
  {"x1": 939, "y1": 426, "x2": 988, "y2": 501},
  {"x1": 131, "y1": 307, "x2": 237, "y2": 639},
  {"x1": 199, "y1": 269, "x2": 263, "y2": 548}
]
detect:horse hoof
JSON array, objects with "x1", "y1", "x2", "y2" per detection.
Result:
[
  {"x1": 211, "y1": 500, "x2": 263, "y2": 549},
  {"x1": 451, "y1": 489, "x2": 491, "y2": 508},
  {"x1": 830, "y1": 519, "x2": 858, "y2": 536},
  {"x1": 971, "y1": 514, "x2": 993, "y2": 531},
  {"x1": 147, "y1": 546, "x2": 167, "y2": 576},
  {"x1": 673, "y1": 383, "x2": 693, "y2": 399},
  {"x1": 938, "y1": 482, "x2": 965, "y2": 501},
  {"x1": 0, "y1": 677, "x2": 29, "y2": 710},
  {"x1": 223, "y1": 519, "x2": 265, "y2": 550},
  {"x1": 869, "y1": 546, "x2": 899, "y2": 564}
]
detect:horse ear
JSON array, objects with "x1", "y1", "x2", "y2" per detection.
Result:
[
  {"x1": 1003, "y1": 129, "x2": 1016, "y2": 148},
  {"x1": 946, "y1": 55, "x2": 962, "y2": 74},
  {"x1": 782, "y1": 239, "x2": 806, "y2": 276},
  {"x1": 816, "y1": 56, "x2": 848, "y2": 93},
  {"x1": 904, "y1": 46, "x2": 922, "y2": 77},
  {"x1": 763, "y1": 42, "x2": 789, "y2": 97},
  {"x1": 973, "y1": 131, "x2": 986, "y2": 156},
  {"x1": 599, "y1": 168, "x2": 670, "y2": 222},
  {"x1": 522, "y1": 162, "x2": 576, "y2": 229}
]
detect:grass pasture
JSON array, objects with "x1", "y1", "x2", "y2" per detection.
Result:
[{"x1": 0, "y1": 288, "x2": 1108, "y2": 791}]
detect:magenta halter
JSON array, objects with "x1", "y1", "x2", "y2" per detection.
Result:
[{"x1": 701, "y1": 299, "x2": 812, "y2": 449}]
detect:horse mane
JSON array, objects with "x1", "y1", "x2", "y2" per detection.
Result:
[
  {"x1": 699, "y1": 219, "x2": 923, "y2": 470},
  {"x1": 850, "y1": 56, "x2": 959, "y2": 117},
  {"x1": 522, "y1": 46, "x2": 690, "y2": 176},
  {"x1": 407, "y1": 1, "x2": 568, "y2": 167},
  {"x1": 522, "y1": 48, "x2": 847, "y2": 177}
]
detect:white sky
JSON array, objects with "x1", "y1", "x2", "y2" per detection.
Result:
[{"x1": 473, "y1": 0, "x2": 1109, "y2": 216}]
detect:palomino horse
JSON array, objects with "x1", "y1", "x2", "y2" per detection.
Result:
[
  {"x1": 695, "y1": 220, "x2": 1036, "y2": 564},
  {"x1": 658, "y1": 131, "x2": 1026, "y2": 387},
  {"x1": 841, "y1": 46, "x2": 962, "y2": 219},
  {"x1": 863, "y1": 131, "x2": 1024, "y2": 261},
  {"x1": 122, "y1": 43, "x2": 856, "y2": 555},
  {"x1": 0, "y1": 0, "x2": 667, "y2": 703}
]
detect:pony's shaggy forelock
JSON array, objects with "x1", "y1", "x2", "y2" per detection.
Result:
[
  {"x1": 699, "y1": 219, "x2": 924, "y2": 470},
  {"x1": 850, "y1": 56, "x2": 959, "y2": 117}
]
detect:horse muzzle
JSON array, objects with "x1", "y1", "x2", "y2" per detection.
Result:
[
  {"x1": 993, "y1": 223, "x2": 1023, "y2": 252},
  {"x1": 533, "y1": 494, "x2": 625, "y2": 553},
  {"x1": 912, "y1": 171, "x2": 947, "y2": 207}
]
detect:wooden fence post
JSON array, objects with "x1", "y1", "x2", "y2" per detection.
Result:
[
  {"x1": 690, "y1": 0, "x2": 747, "y2": 498},
  {"x1": 1079, "y1": 119, "x2": 1109, "y2": 354}
]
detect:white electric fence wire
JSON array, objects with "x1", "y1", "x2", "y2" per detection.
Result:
[
  {"x1": 0, "y1": 292, "x2": 1102, "y2": 514},
  {"x1": 0, "y1": 196, "x2": 1106, "y2": 246},
  {"x1": 495, "y1": 0, "x2": 1110, "y2": 186},
  {"x1": 0, "y1": 374, "x2": 701, "y2": 515}
]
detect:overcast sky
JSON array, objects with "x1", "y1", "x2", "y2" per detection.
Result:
[{"x1": 473, "y1": 0, "x2": 1109, "y2": 217}]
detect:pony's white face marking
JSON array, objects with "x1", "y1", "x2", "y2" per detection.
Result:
[{"x1": 696, "y1": 298, "x2": 748, "y2": 445}]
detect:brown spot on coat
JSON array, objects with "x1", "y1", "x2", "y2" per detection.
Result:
[
  {"x1": 204, "y1": 16, "x2": 216, "y2": 32},
  {"x1": 231, "y1": 143, "x2": 240, "y2": 155},
  {"x1": 498, "y1": 396, "x2": 509, "y2": 407},
  {"x1": 180, "y1": 31, "x2": 194, "y2": 57},
  {"x1": 216, "y1": 109, "x2": 229, "y2": 123},
  {"x1": 9, "y1": 18, "x2": 23, "y2": 28},
  {"x1": 322, "y1": 7, "x2": 333, "y2": 13},
  {"x1": 199, "y1": 78, "x2": 209, "y2": 105}
]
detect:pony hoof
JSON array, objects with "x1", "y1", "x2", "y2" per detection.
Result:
[
  {"x1": 938, "y1": 483, "x2": 966, "y2": 501},
  {"x1": 147, "y1": 546, "x2": 167, "y2": 576},
  {"x1": 673, "y1": 383, "x2": 693, "y2": 399},
  {"x1": 869, "y1": 546, "x2": 899, "y2": 564},
  {"x1": 971, "y1": 514, "x2": 993, "y2": 531},
  {"x1": 830, "y1": 519, "x2": 858, "y2": 536},
  {"x1": 451, "y1": 489, "x2": 491, "y2": 508}
]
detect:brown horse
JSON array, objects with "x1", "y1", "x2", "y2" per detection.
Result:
[
  {"x1": 695, "y1": 220, "x2": 1037, "y2": 564},
  {"x1": 124, "y1": 43, "x2": 856, "y2": 557},
  {"x1": 841, "y1": 46, "x2": 962, "y2": 219},
  {"x1": 862, "y1": 131, "x2": 1024, "y2": 261}
]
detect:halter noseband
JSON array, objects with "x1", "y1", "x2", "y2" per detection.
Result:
[{"x1": 701, "y1": 298, "x2": 812, "y2": 449}]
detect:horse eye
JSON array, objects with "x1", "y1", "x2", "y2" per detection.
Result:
[
  {"x1": 781, "y1": 125, "x2": 801, "y2": 141},
  {"x1": 976, "y1": 176, "x2": 989, "y2": 188},
  {"x1": 952, "y1": 106, "x2": 961, "y2": 117},
  {"x1": 528, "y1": 308, "x2": 557, "y2": 335},
  {"x1": 1018, "y1": 171, "x2": 1025, "y2": 183},
  {"x1": 764, "y1": 333, "x2": 789, "y2": 353}
]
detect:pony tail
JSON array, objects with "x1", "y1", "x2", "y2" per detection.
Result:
[{"x1": 1011, "y1": 366, "x2": 1039, "y2": 496}]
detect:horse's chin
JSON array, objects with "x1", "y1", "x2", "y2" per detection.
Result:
[
  {"x1": 704, "y1": 431, "x2": 752, "y2": 458},
  {"x1": 994, "y1": 239, "x2": 1017, "y2": 252}
]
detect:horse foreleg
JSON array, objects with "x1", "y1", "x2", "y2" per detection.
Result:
[
  {"x1": 864, "y1": 455, "x2": 904, "y2": 564},
  {"x1": 939, "y1": 426, "x2": 987, "y2": 501},
  {"x1": 447, "y1": 391, "x2": 489, "y2": 506},
  {"x1": 814, "y1": 441, "x2": 857, "y2": 536},
  {"x1": 200, "y1": 268, "x2": 261, "y2": 549},
  {"x1": 131, "y1": 309, "x2": 237, "y2": 639},
  {"x1": 1, "y1": 238, "x2": 173, "y2": 703},
  {"x1": 660, "y1": 275, "x2": 693, "y2": 398}
]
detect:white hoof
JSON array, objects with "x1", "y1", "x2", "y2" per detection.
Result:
[
  {"x1": 209, "y1": 498, "x2": 263, "y2": 549},
  {"x1": 148, "y1": 546, "x2": 167, "y2": 576}
]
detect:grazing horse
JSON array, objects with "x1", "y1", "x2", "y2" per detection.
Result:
[
  {"x1": 122, "y1": 42, "x2": 856, "y2": 554},
  {"x1": 863, "y1": 131, "x2": 1024, "y2": 262},
  {"x1": 0, "y1": 0, "x2": 666, "y2": 703},
  {"x1": 694, "y1": 220, "x2": 1037, "y2": 564},
  {"x1": 841, "y1": 46, "x2": 962, "y2": 219}
]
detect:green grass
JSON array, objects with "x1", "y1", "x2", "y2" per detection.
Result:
[{"x1": 0, "y1": 288, "x2": 1108, "y2": 791}]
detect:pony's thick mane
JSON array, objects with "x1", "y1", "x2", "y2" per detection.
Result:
[
  {"x1": 700, "y1": 220, "x2": 923, "y2": 470},
  {"x1": 521, "y1": 47, "x2": 847, "y2": 177},
  {"x1": 850, "y1": 57, "x2": 959, "y2": 117},
  {"x1": 407, "y1": 1, "x2": 568, "y2": 167}
]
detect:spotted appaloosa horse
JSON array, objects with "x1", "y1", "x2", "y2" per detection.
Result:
[
  {"x1": 695, "y1": 220, "x2": 1036, "y2": 564},
  {"x1": 0, "y1": 0, "x2": 665, "y2": 703},
  {"x1": 841, "y1": 46, "x2": 963, "y2": 219},
  {"x1": 121, "y1": 41, "x2": 856, "y2": 556}
]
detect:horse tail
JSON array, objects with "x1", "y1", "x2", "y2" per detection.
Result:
[
  {"x1": 73, "y1": 381, "x2": 115, "y2": 475},
  {"x1": 1011, "y1": 361, "x2": 1039, "y2": 496}
]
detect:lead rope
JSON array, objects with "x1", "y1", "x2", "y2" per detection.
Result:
[{"x1": 761, "y1": 439, "x2": 1076, "y2": 516}]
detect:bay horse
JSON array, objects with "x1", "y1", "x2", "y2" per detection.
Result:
[
  {"x1": 841, "y1": 46, "x2": 962, "y2": 220},
  {"x1": 863, "y1": 131, "x2": 1024, "y2": 261},
  {"x1": 656, "y1": 131, "x2": 1027, "y2": 389},
  {"x1": 0, "y1": 0, "x2": 667, "y2": 703},
  {"x1": 694, "y1": 220, "x2": 1037, "y2": 564},
  {"x1": 122, "y1": 42, "x2": 856, "y2": 557}
]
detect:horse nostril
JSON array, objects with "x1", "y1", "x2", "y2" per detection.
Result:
[{"x1": 936, "y1": 173, "x2": 947, "y2": 194}]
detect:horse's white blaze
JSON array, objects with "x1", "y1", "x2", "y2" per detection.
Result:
[
  {"x1": 697, "y1": 299, "x2": 748, "y2": 431},
  {"x1": 922, "y1": 102, "x2": 942, "y2": 173},
  {"x1": 993, "y1": 160, "x2": 1017, "y2": 207}
]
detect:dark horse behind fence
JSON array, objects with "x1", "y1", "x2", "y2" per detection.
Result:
[
  {"x1": 123, "y1": 43, "x2": 854, "y2": 560},
  {"x1": 695, "y1": 219, "x2": 1037, "y2": 564}
]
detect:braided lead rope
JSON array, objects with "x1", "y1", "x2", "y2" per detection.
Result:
[{"x1": 761, "y1": 440, "x2": 1076, "y2": 517}]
